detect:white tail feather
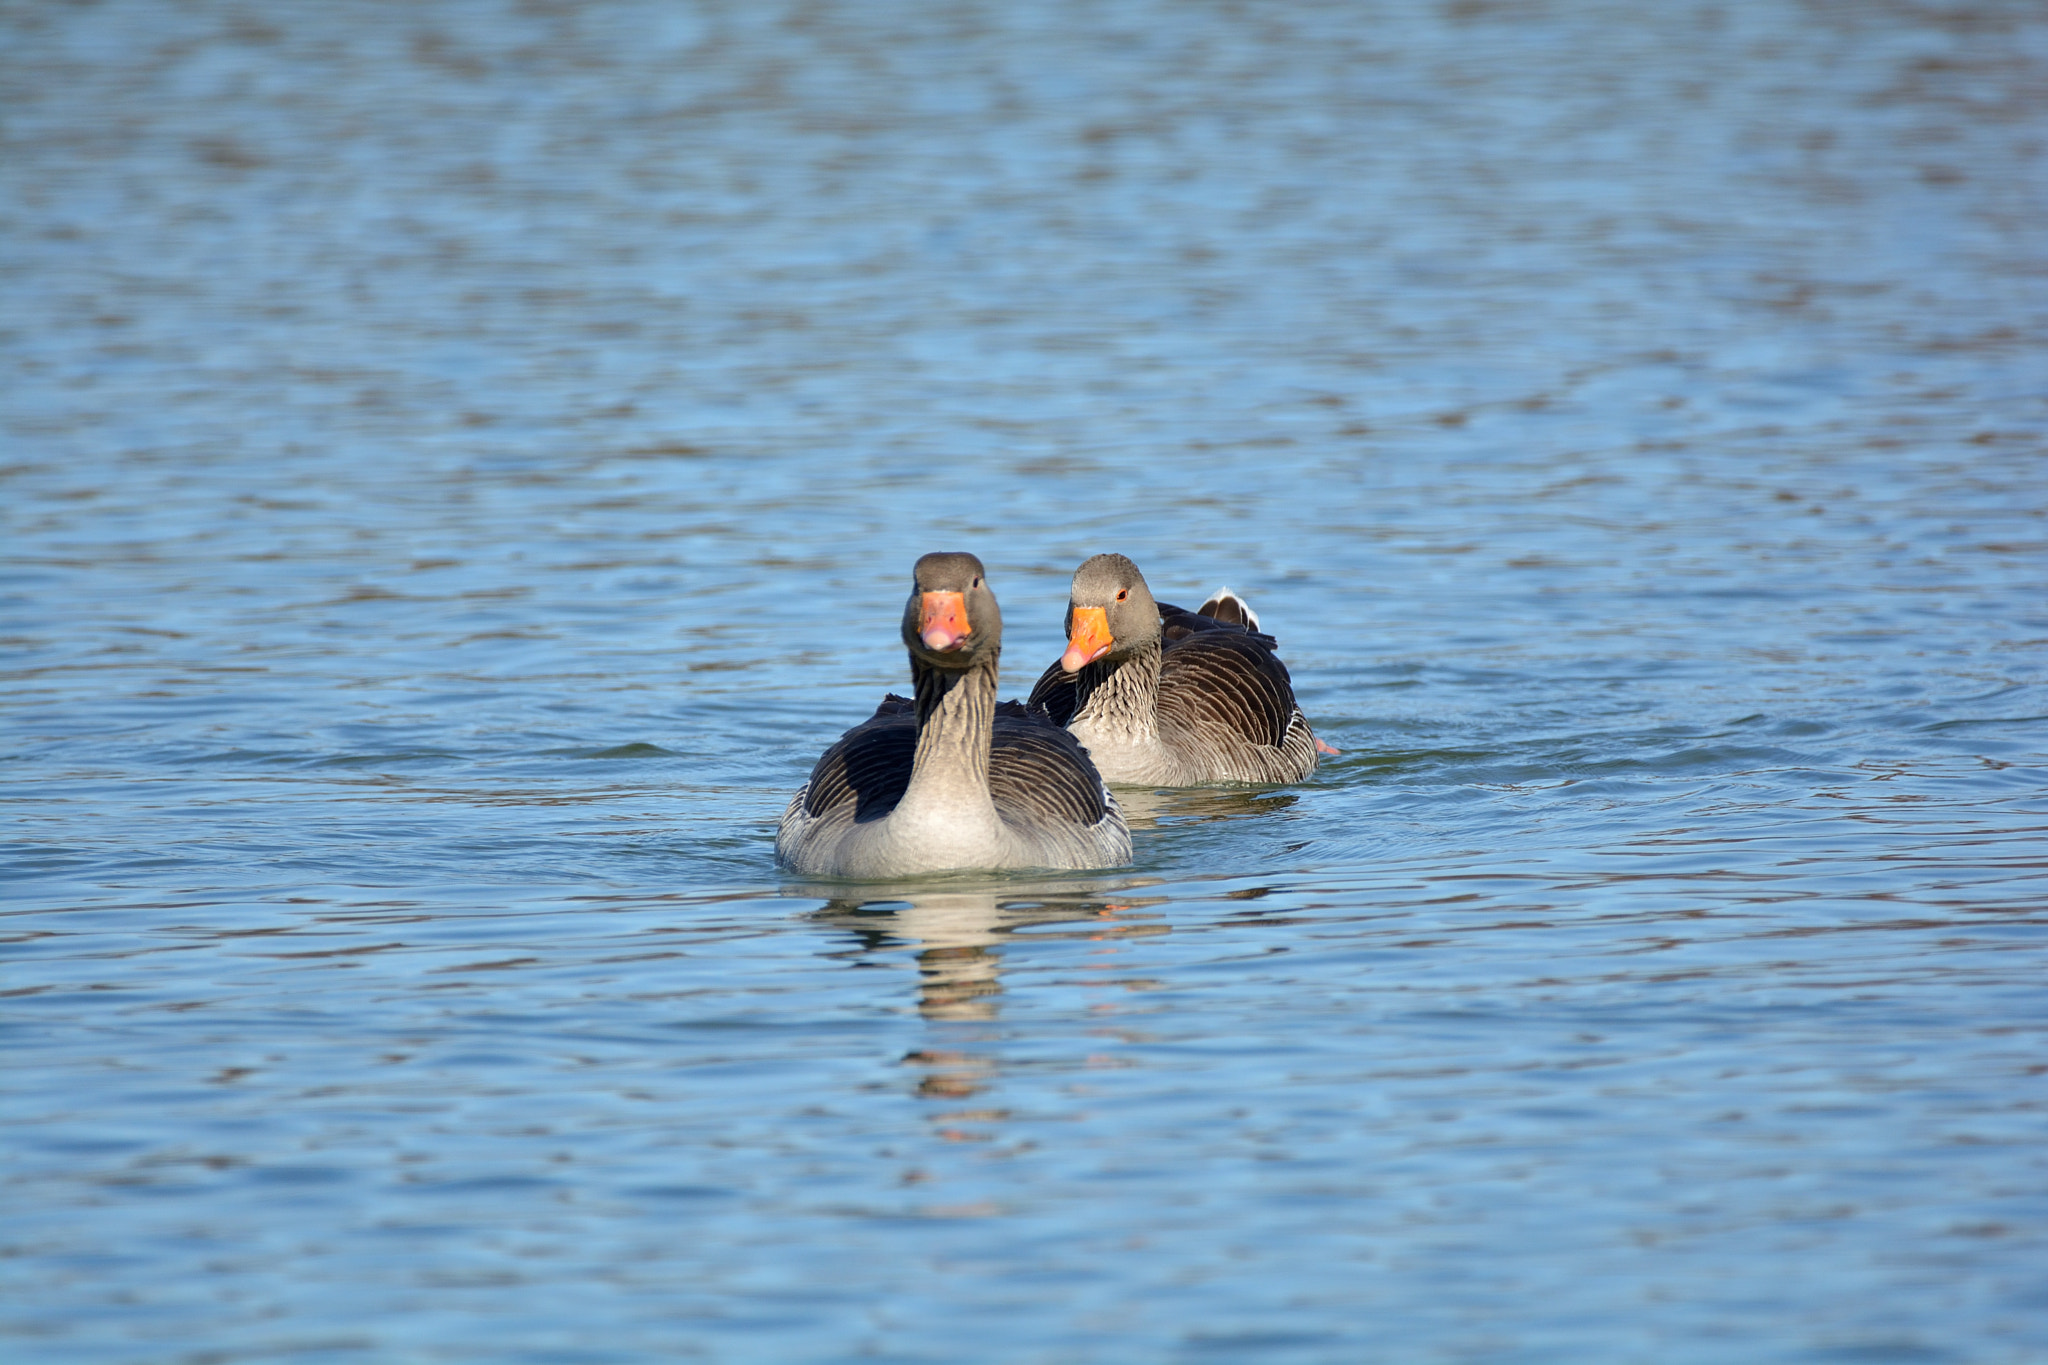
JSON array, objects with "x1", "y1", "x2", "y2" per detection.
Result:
[{"x1": 1199, "y1": 586, "x2": 1260, "y2": 633}]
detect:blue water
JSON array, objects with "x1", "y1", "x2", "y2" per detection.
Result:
[{"x1": 5, "y1": 2, "x2": 2047, "y2": 1361}]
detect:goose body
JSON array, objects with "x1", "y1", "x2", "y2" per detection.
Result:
[
  {"x1": 1027, "y1": 554, "x2": 1328, "y2": 786},
  {"x1": 777, "y1": 552, "x2": 1131, "y2": 878}
]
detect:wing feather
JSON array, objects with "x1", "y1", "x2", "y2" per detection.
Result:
[
  {"x1": 801, "y1": 695, "x2": 916, "y2": 823},
  {"x1": 1158, "y1": 630, "x2": 1296, "y2": 750},
  {"x1": 990, "y1": 700, "x2": 1111, "y2": 829}
]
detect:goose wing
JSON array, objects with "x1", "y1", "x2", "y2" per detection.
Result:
[
  {"x1": 1157, "y1": 598, "x2": 1279, "y2": 649},
  {"x1": 1156, "y1": 628, "x2": 1298, "y2": 751},
  {"x1": 989, "y1": 699, "x2": 1114, "y2": 830},
  {"x1": 798, "y1": 695, "x2": 917, "y2": 825},
  {"x1": 1025, "y1": 659, "x2": 1082, "y2": 727}
]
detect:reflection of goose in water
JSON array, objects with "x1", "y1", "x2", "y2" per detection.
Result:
[
  {"x1": 803, "y1": 876, "x2": 1167, "y2": 1025},
  {"x1": 806, "y1": 879, "x2": 1167, "y2": 1108}
]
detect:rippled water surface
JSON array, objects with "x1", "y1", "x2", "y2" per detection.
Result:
[{"x1": 6, "y1": 2, "x2": 2048, "y2": 1361}]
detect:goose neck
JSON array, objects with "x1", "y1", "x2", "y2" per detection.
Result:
[
  {"x1": 909, "y1": 650, "x2": 999, "y2": 793},
  {"x1": 1074, "y1": 639, "x2": 1161, "y2": 737}
]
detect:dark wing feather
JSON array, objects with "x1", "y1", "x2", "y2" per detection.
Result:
[
  {"x1": 989, "y1": 701, "x2": 1111, "y2": 828},
  {"x1": 1157, "y1": 630, "x2": 1297, "y2": 750},
  {"x1": 801, "y1": 695, "x2": 916, "y2": 823},
  {"x1": 1157, "y1": 600, "x2": 1278, "y2": 649},
  {"x1": 1025, "y1": 660, "x2": 1080, "y2": 727}
]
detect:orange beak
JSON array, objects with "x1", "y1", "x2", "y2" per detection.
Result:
[
  {"x1": 920, "y1": 591, "x2": 972, "y2": 651},
  {"x1": 1060, "y1": 606, "x2": 1114, "y2": 673}
]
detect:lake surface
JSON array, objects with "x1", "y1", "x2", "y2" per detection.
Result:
[{"x1": 5, "y1": 2, "x2": 2046, "y2": 1361}]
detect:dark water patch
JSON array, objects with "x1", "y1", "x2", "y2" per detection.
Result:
[
  {"x1": 543, "y1": 742, "x2": 682, "y2": 759},
  {"x1": 308, "y1": 751, "x2": 471, "y2": 769}
]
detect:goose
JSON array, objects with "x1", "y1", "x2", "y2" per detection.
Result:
[
  {"x1": 776, "y1": 552, "x2": 1131, "y2": 878},
  {"x1": 1026, "y1": 553, "x2": 1336, "y2": 786}
]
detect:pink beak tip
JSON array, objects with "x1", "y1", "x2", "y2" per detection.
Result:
[{"x1": 1060, "y1": 644, "x2": 1106, "y2": 674}]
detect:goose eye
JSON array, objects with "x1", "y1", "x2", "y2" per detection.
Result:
[
  {"x1": 972, "y1": 576, "x2": 982, "y2": 588},
  {"x1": 1116, "y1": 588, "x2": 1129, "y2": 602}
]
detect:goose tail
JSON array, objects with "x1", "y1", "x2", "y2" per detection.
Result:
[{"x1": 1197, "y1": 586, "x2": 1260, "y2": 633}]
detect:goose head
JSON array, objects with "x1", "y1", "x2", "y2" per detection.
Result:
[
  {"x1": 1059, "y1": 552, "x2": 1160, "y2": 674},
  {"x1": 902, "y1": 551, "x2": 1002, "y2": 670}
]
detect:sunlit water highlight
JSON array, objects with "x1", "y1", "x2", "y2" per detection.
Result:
[{"x1": 4, "y1": 2, "x2": 2046, "y2": 1362}]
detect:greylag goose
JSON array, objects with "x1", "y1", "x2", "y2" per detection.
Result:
[
  {"x1": 1026, "y1": 553, "x2": 1334, "y2": 786},
  {"x1": 776, "y1": 552, "x2": 1132, "y2": 878}
]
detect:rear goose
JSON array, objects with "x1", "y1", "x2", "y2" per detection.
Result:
[
  {"x1": 776, "y1": 552, "x2": 1131, "y2": 878},
  {"x1": 1027, "y1": 553, "x2": 1333, "y2": 786}
]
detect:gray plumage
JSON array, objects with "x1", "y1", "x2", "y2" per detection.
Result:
[
  {"x1": 777, "y1": 552, "x2": 1131, "y2": 878},
  {"x1": 1027, "y1": 554, "x2": 1323, "y2": 786}
]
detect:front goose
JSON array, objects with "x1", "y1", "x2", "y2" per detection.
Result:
[
  {"x1": 1027, "y1": 553, "x2": 1334, "y2": 786},
  {"x1": 776, "y1": 552, "x2": 1131, "y2": 878}
]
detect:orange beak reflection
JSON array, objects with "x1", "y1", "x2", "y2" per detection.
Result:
[
  {"x1": 1060, "y1": 606, "x2": 1114, "y2": 673},
  {"x1": 920, "y1": 591, "x2": 972, "y2": 652}
]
